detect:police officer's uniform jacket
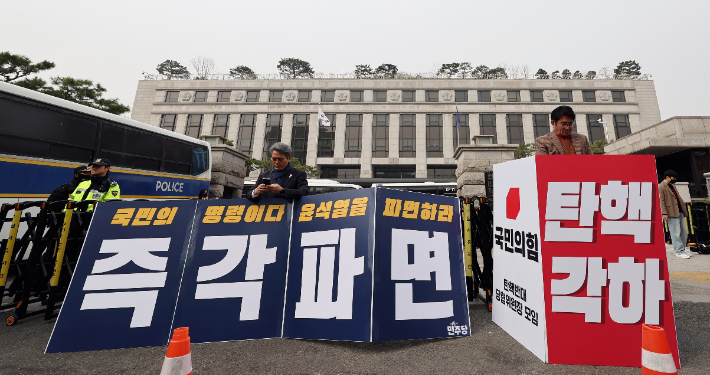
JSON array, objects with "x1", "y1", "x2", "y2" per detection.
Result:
[{"x1": 68, "y1": 159, "x2": 120, "y2": 210}]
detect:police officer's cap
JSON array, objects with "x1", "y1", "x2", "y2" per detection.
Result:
[{"x1": 89, "y1": 158, "x2": 111, "y2": 167}]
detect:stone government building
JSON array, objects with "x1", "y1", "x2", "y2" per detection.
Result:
[{"x1": 131, "y1": 77, "x2": 661, "y2": 187}]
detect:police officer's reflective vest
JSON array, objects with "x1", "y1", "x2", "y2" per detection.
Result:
[{"x1": 68, "y1": 178, "x2": 120, "y2": 210}]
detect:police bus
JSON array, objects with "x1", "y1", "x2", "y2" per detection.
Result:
[
  {"x1": 0, "y1": 81, "x2": 211, "y2": 206},
  {"x1": 242, "y1": 178, "x2": 361, "y2": 197},
  {"x1": 374, "y1": 181, "x2": 457, "y2": 197}
]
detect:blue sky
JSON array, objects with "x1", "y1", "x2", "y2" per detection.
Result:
[{"x1": 5, "y1": 0, "x2": 709, "y2": 119}]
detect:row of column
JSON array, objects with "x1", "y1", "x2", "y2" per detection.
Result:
[{"x1": 170, "y1": 112, "x2": 641, "y2": 177}]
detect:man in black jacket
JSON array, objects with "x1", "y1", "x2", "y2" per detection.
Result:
[
  {"x1": 248, "y1": 142, "x2": 309, "y2": 200},
  {"x1": 47, "y1": 166, "x2": 91, "y2": 202}
]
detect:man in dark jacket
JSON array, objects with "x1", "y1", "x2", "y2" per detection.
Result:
[
  {"x1": 247, "y1": 142, "x2": 309, "y2": 200},
  {"x1": 47, "y1": 166, "x2": 91, "y2": 202}
]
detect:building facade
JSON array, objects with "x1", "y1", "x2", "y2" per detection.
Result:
[{"x1": 131, "y1": 78, "x2": 661, "y2": 186}]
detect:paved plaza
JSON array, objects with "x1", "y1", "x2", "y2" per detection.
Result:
[{"x1": 0, "y1": 244, "x2": 708, "y2": 374}]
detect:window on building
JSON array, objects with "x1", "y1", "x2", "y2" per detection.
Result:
[
  {"x1": 291, "y1": 114, "x2": 309, "y2": 162},
  {"x1": 612, "y1": 91, "x2": 626, "y2": 102},
  {"x1": 583, "y1": 91, "x2": 596, "y2": 102},
  {"x1": 586, "y1": 114, "x2": 605, "y2": 144},
  {"x1": 194, "y1": 91, "x2": 207, "y2": 102},
  {"x1": 373, "y1": 165, "x2": 416, "y2": 179},
  {"x1": 507, "y1": 91, "x2": 521, "y2": 102},
  {"x1": 374, "y1": 90, "x2": 387, "y2": 102},
  {"x1": 478, "y1": 90, "x2": 491, "y2": 102},
  {"x1": 159, "y1": 114, "x2": 177, "y2": 131},
  {"x1": 506, "y1": 114, "x2": 524, "y2": 144},
  {"x1": 345, "y1": 114, "x2": 362, "y2": 157},
  {"x1": 165, "y1": 91, "x2": 179, "y2": 102},
  {"x1": 298, "y1": 90, "x2": 311, "y2": 102},
  {"x1": 246, "y1": 91, "x2": 259, "y2": 102},
  {"x1": 453, "y1": 113, "x2": 470, "y2": 149},
  {"x1": 237, "y1": 114, "x2": 256, "y2": 154},
  {"x1": 399, "y1": 114, "x2": 416, "y2": 157},
  {"x1": 212, "y1": 114, "x2": 229, "y2": 138},
  {"x1": 427, "y1": 165, "x2": 456, "y2": 180},
  {"x1": 262, "y1": 114, "x2": 283, "y2": 160},
  {"x1": 426, "y1": 114, "x2": 443, "y2": 157},
  {"x1": 559, "y1": 90, "x2": 572, "y2": 102},
  {"x1": 217, "y1": 91, "x2": 231, "y2": 103},
  {"x1": 533, "y1": 114, "x2": 550, "y2": 138},
  {"x1": 402, "y1": 90, "x2": 415, "y2": 102},
  {"x1": 350, "y1": 90, "x2": 362, "y2": 102},
  {"x1": 614, "y1": 114, "x2": 631, "y2": 139},
  {"x1": 185, "y1": 114, "x2": 203, "y2": 138},
  {"x1": 269, "y1": 91, "x2": 283, "y2": 102},
  {"x1": 322, "y1": 90, "x2": 335, "y2": 102},
  {"x1": 480, "y1": 114, "x2": 497, "y2": 143},
  {"x1": 531, "y1": 90, "x2": 544, "y2": 102},
  {"x1": 372, "y1": 114, "x2": 389, "y2": 157},
  {"x1": 318, "y1": 113, "x2": 336, "y2": 157},
  {"x1": 321, "y1": 166, "x2": 361, "y2": 179},
  {"x1": 350, "y1": 90, "x2": 363, "y2": 102},
  {"x1": 455, "y1": 90, "x2": 468, "y2": 102},
  {"x1": 426, "y1": 90, "x2": 439, "y2": 102}
]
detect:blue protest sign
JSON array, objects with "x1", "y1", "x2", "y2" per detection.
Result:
[
  {"x1": 371, "y1": 189, "x2": 470, "y2": 341},
  {"x1": 171, "y1": 198, "x2": 292, "y2": 343},
  {"x1": 46, "y1": 200, "x2": 198, "y2": 353},
  {"x1": 282, "y1": 188, "x2": 375, "y2": 341}
]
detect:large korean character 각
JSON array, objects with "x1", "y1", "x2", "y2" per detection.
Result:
[
  {"x1": 545, "y1": 181, "x2": 653, "y2": 243},
  {"x1": 550, "y1": 257, "x2": 666, "y2": 324},
  {"x1": 80, "y1": 238, "x2": 171, "y2": 328},
  {"x1": 194, "y1": 235, "x2": 277, "y2": 320}
]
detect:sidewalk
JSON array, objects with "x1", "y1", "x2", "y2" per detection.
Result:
[{"x1": 667, "y1": 243, "x2": 710, "y2": 303}]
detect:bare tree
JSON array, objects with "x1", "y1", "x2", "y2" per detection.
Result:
[
  {"x1": 599, "y1": 66, "x2": 612, "y2": 79},
  {"x1": 521, "y1": 65, "x2": 530, "y2": 79},
  {"x1": 191, "y1": 56, "x2": 215, "y2": 80}
]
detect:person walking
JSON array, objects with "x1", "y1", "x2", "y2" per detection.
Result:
[{"x1": 659, "y1": 170, "x2": 691, "y2": 259}]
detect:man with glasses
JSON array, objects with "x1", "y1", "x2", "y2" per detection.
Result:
[
  {"x1": 535, "y1": 106, "x2": 592, "y2": 155},
  {"x1": 248, "y1": 142, "x2": 309, "y2": 200}
]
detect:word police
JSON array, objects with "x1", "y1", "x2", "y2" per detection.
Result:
[{"x1": 156, "y1": 181, "x2": 185, "y2": 192}]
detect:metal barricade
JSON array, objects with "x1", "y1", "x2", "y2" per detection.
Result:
[
  {"x1": 460, "y1": 196, "x2": 494, "y2": 311},
  {"x1": 1, "y1": 200, "x2": 95, "y2": 326}
]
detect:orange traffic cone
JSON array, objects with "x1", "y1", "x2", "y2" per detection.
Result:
[
  {"x1": 160, "y1": 327, "x2": 193, "y2": 375},
  {"x1": 642, "y1": 324, "x2": 677, "y2": 374}
]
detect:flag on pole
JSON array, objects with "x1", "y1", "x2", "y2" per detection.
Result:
[
  {"x1": 456, "y1": 107, "x2": 461, "y2": 129},
  {"x1": 318, "y1": 108, "x2": 331, "y2": 127}
]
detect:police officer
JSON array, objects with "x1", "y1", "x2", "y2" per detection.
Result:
[
  {"x1": 48, "y1": 165, "x2": 91, "y2": 203},
  {"x1": 68, "y1": 158, "x2": 120, "y2": 210}
]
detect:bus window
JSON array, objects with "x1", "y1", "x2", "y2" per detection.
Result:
[
  {"x1": 99, "y1": 123, "x2": 162, "y2": 171},
  {"x1": 192, "y1": 146, "x2": 209, "y2": 175},
  {"x1": 0, "y1": 96, "x2": 97, "y2": 162},
  {"x1": 164, "y1": 139, "x2": 192, "y2": 174}
]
